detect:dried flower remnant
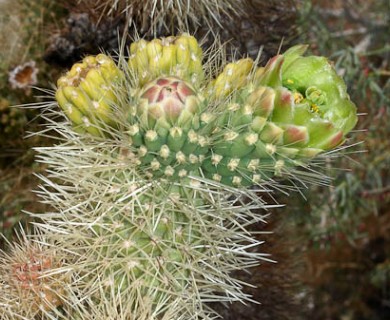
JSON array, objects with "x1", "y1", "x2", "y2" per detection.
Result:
[{"x1": 8, "y1": 61, "x2": 39, "y2": 93}]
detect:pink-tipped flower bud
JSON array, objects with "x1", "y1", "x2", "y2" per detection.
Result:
[{"x1": 139, "y1": 76, "x2": 200, "y2": 126}]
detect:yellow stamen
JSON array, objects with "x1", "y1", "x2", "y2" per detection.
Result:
[
  {"x1": 311, "y1": 104, "x2": 320, "y2": 113},
  {"x1": 294, "y1": 92, "x2": 303, "y2": 104}
]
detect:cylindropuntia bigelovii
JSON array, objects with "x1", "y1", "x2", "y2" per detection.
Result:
[{"x1": 14, "y1": 34, "x2": 357, "y2": 319}]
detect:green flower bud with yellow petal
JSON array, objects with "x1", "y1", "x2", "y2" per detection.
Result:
[
  {"x1": 282, "y1": 45, "x2": 358, "y2": 135},
  {"x1": 212, "y1": 58, "x2": 254, "y2": 98}
]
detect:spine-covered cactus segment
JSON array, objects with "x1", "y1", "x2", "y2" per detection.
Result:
[
  {"x1": 25, "y1": 34, "x2": 357, "y2": 319},
  {"x1": 0, "y1": 231, "x2": 68, "y2": 320},
  {"x1": 200, "y1": 47, "x2": 358, "y2": 186},
  {"x1": 33, "y1": 144, "x2": 271, "y2": 318}
]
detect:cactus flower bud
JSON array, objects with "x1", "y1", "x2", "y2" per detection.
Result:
[
  {"x1": 128, "y1": 34, "x2": 204, "y2": 87},
  {"x1": 55, "y1": 54, "x2": 124, "y2": 136},
  {"x1": 282, "y1": 45, "x2": 358, "y2": 135},
  {"x1": 138, "y1": 76, "x2": 201, "y2": 127}
]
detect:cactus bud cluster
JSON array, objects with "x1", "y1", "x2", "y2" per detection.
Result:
[
  {"x1": 55, "y1": 36, "x2": 358, "y2": 184},
  {"x1": 117, "y1": 36, "x2": 357, "y2": 186}
]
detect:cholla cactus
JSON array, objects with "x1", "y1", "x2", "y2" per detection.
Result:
[
  {"x1": 0, "y1": 230, "x2": 69, "y2": 319},
  {"x1": 76, "y1": 0, "x2": 239, "y2": 33},
  {"x1": 20, "y1": 34, "x2": 357, "y2": 319}
]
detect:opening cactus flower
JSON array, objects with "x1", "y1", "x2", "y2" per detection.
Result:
[
  {"x1": 251, "y1": 46, "x2": 359, "y2": 159},
  {"x1": 281, "y1": 45, "x2": 358, "y2": 135}
]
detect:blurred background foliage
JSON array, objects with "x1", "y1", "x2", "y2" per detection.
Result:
[
  {"x1": 288, "y1": 0, "x2": 390, "y2": 319},
  {"x1": 0, "y1": 0, "x2": 66, "y2": 241},
  {"x1": 0, "y1": 0, "x2": 389, "y2": 319}
]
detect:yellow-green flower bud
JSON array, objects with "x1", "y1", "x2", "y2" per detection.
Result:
[
  {"x1": 128, "y1": 34, "x2": 204, "y2": 87},
  {"x1": 212, "y1": 58, "x2": 254, "y2": 98},
  {"x1": 55, "y1": 54, "x2": 123, "y2": 136}
]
